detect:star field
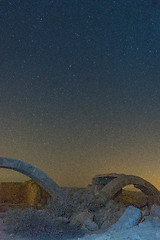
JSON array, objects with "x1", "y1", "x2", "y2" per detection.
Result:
[{"x1": 0, "y1": 0, "x2": 160, "y2": 188}]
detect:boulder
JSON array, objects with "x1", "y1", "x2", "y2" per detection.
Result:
[
  {"x1": 87, "y1": 191, "x2": 108, "y2": 212},
  {"x1": 70, "y1": 211, "x2": 94, "y2": 227},
  {"x1": 94, "y1": 200, "x2": 126, "y2": 228},
  {"x1": 100, "y1": 207, "x2": 126, "y2": 231},
  {"x1": 54, "y1": 216, "x2": 69, "y2": 224},
  {"x1": 141, "y1": 206, "x2": 150, "y2": 216},
  {"x1": 81, "y1": 218, "x2": 99, "y2": 232},
  {"x1": 108, "y1": 206, "x2": 141, "y2": 232},
  {"x1": 150, "y1": 204, "x2": 160, "y2": 218}
]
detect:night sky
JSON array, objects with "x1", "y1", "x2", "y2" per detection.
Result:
[{"x1": 1, "y1": 0, "x2": 160, "y2": 189}]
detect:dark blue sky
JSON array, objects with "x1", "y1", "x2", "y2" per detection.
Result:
[{"x1": 1, "y1": 0, "x2": 160, "y2": 187}]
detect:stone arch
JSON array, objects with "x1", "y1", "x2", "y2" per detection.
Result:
[
  {"x1": 0, "y1": 157, "x2": 64, "y2": 200},
  {"x1": 92, "y1": 173, "x2": 160, "y2": 201}
]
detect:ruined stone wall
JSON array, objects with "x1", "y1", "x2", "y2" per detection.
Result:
[
  {"x1": 0, "y1": 180, "x2": 51, "y2": 208},
  {"x1": 24, "y1": 180, "x2": 51, "y2": 208},
  {"x1": 0, "y1": 182, "x2": 27, "y2": 204}
]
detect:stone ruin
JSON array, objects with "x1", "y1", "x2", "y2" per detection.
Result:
[
  {"x1": 1, "y1": 157, "x2": 160, "y2": 209},
  {"x1": 92, "y1": 172, "x2": 160, "y2": 199},
  {"x1": 2, "y1": 158, "x2": 160, "y2": 237}
]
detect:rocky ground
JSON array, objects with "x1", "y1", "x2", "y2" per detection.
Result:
[
  {"x1": 78, "y1": 221, "x2": 160, "y2": 240},
  {"x1": 0, "y1": 212, "x2": 26, "y2": 240},
  {"x1": 2, "y1": 205, "x2": 160, "y2": 240},
  {"x1": 1, "y1": 187, "x2": 160, "y2": 240}
]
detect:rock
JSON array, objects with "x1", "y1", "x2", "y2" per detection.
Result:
[
  {"x1": 100, "y1": 208, "x2": 125, "y2": 231},
  {"x1": 150, "y1": 204, "x2": 160, "y2": 218},
  {"x1": 54, "y1": 216, "x2": 69, "y2": 223},
  {"x1": 141, "y1": 206, "x2": 150, "y2": 216},
  {"x1": 87, "y1": 192, "x2": 108, "y2": 212},
  {"x1": 70, "y1": 211, "x2": 94, "y2": 227},
  {"x1": 94, "y1": 200, "x2": 126, "y2": 228},
  {"x1": 92, "y1": 173, "x2": 120, "y2": 186},
  {"x1": 81, "y1": 218, "x2": 99, "y2": 232},
  {"x1": 108, "y1": 206, "x2": 141, "y2": 231}
]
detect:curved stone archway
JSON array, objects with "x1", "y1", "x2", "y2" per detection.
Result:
[
  {"x1": 0, "y1": 157, "x2": 64, "y2": 200},
  {"x1": 92, "y1": 173, "x2": 160, "y2": 201}
]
